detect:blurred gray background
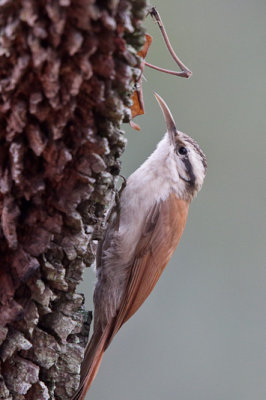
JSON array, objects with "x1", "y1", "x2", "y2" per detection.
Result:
[{"x1": 80, "y1": 1, "x2": 266, "y2": 399}]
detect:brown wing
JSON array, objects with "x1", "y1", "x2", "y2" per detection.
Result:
[
  {"x1": 105, "y1": 193, "x2": 189, "y2": 347},
  {"x1": 72, "y1": 194, "x2": 189, "y2": 399}
]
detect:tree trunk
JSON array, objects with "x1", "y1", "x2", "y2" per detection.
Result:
[{"x1": 0, "y1": 0, "x2": 147, "y2": 398}]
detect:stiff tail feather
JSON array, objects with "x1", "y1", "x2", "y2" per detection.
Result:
[{"x1": 71, "y1": 327, "x2": 111, "y2": 400}]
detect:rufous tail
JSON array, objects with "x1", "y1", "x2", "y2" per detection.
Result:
[{"x1": 71, "y1": 327, "x2": 111, "y2": 400}]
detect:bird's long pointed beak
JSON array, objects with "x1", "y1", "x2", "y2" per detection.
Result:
[{"x1": 154, "y1": 92, "x2": 178, "y2": 142}]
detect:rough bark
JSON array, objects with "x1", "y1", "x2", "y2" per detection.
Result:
[{"x1": 0, "y1": 0, "x2": 147, "y2": 398}]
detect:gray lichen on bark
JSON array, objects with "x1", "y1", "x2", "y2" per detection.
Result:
[{"x1": 0, "y1": 0, "x2": 147, "y2": 398}]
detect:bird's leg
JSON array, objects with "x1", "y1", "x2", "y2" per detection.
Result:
[
  {"x1": 106, "y1": 176, "x2": 127, "y2": 232},
  {"x1": 118, "y1": 175, "x2": 127, "y2": 196},
  {"x1": 146, "y1": 7, "x2": 192, "y2": 78}
]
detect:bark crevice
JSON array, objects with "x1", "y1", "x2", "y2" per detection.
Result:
[{"x1": 0, "y1": 0, "x2": 147, "y2": 398}]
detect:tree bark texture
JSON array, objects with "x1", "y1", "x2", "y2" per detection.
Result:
[{"x1": 0, "y1": 0, "x2": 147, "y2": 398}]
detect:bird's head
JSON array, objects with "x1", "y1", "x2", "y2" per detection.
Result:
[{"x1": 154, "y1": 92, "x2": 207, "y2": 200}]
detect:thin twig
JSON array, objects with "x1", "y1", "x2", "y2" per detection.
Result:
[
  {"x1": 147, "y1": 7, "x2": 192, "y2": 78},
  {"x1": 144, "y1": 61, "x2": 190, "y2": 78}
]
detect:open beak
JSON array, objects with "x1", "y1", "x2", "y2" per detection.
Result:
[{"x1": 154, "y1": 92, "x2": 179, "y2": 143}]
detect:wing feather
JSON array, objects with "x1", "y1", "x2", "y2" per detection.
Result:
[
  {"x1": 106, "y1": 193, "x2": 189, "y2": 346},
  {"x1": 73, "y1": 194, "x2": 189, "y2": 399}
]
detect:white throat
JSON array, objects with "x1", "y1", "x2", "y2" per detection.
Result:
[{"x1": 125, "y1": 133, "x2": 188, "y2": 203}]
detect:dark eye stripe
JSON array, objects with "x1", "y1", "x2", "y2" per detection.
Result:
[{"x1": 182, "y1": 157, "x2": 196, "y2": 187}]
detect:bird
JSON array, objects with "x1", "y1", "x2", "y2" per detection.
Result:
[{"x1": 72, "y1": 93, "x2": 207, "y2": 400}]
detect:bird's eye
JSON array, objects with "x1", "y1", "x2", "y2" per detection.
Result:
[{"x1": 178, "y1": 147, "x2": 187, "y2": 155}]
